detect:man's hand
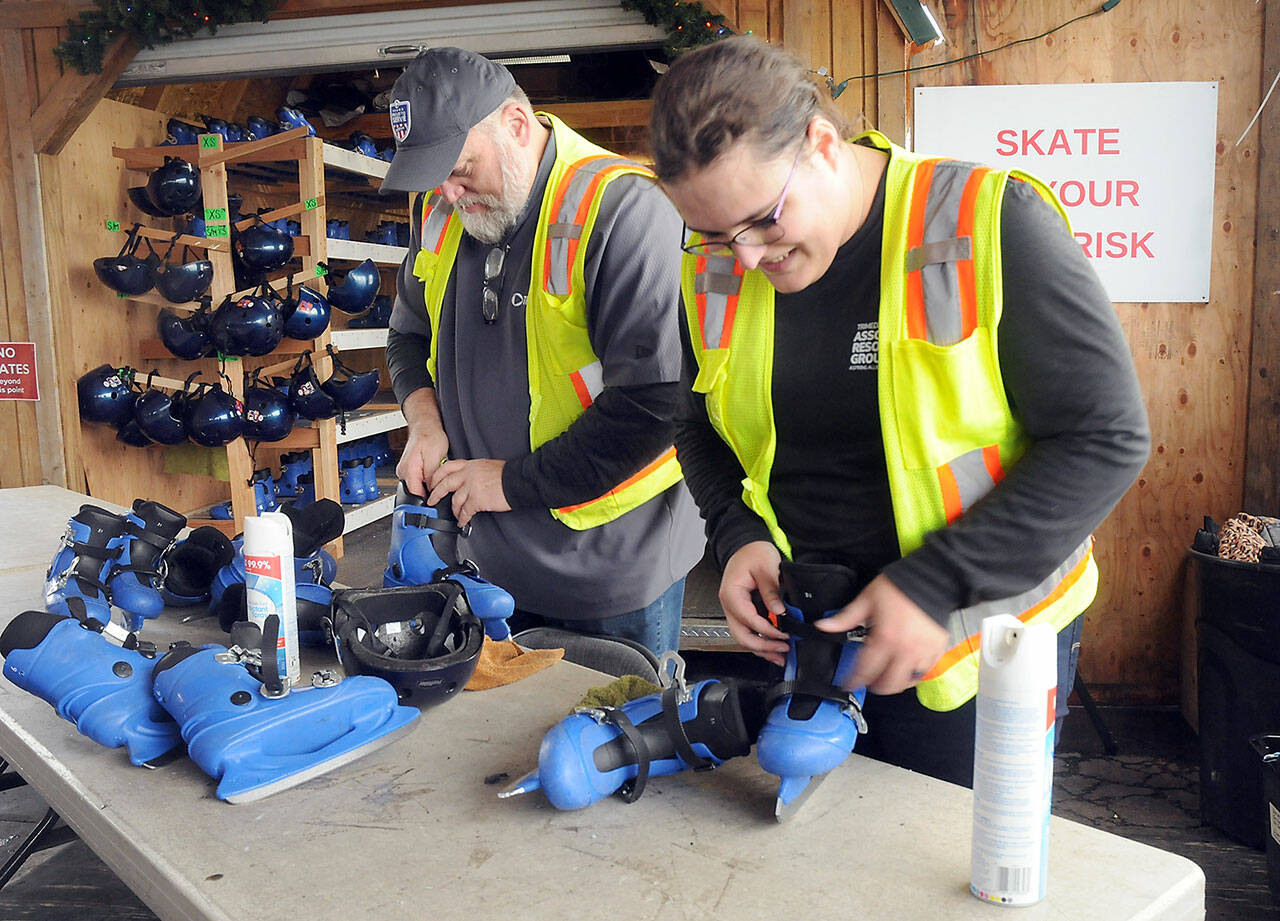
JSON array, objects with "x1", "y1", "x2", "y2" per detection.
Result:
[
  {"x1": 427, "y1": 459, "x2": 511, "y2": 528},
  {"x1": 719, "y1": 541, "x2": 790, "y2": 666},
  {"x1": 814, "y1": 573, "x2": 949, "y2": 695},
  {"x1": 395, "y1": 388, "x2": 450, "y2": 497}
]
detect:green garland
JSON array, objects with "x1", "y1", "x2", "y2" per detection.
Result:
[
  {"x1": 53, "y1": 0, "x2": 727, "y2": 75},
  {"x1": 619, "y1": 0, "x2": 734, "y2": 56},
  {"x1": 55, "y1": 0, "x2": 283, "y2": 75}
]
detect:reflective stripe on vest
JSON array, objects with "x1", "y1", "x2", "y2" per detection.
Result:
[
  {"x1": 569, "y1": 360, "x2": 604, "y2": 408},
  {"x1": 420, "y1": 191, "x2": 454, "y2": 255},
  {"x1": 693, "y1": 253, "x2": 744, "y2": 348},
  {"x1": 904, "y1": 158, "x2": 1006, "y2": 525},
  {"x1": 544, "y1": 156, "x2": 640, "y2": 296}
]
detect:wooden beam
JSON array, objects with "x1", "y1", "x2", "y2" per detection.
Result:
[
  {"x1": 1243, "y1": 0, "x2": 1280, "y2": 512},
  {"x1": 0, "y1": 29, "x2": 66, "y2": 487},
  {"x1": 31, "y1": 35, "x2": 136, "y2": 155},
  {"x1": 0, "y1": 2, "x2": 92, "y2": 30}
]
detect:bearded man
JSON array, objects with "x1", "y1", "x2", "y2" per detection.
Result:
[{"x1": 380, "y1": 48, "x2": 703, "y2": 656}]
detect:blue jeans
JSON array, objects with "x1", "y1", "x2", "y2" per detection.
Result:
[{"x1": 506, "y1": 578, "x2": 686, "y2": 659}]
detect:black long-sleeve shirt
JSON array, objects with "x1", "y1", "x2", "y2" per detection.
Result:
[{"x1": 675, "y1": 166, "x2": 1151, "y2": 622}]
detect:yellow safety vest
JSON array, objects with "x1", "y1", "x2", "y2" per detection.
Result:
[
  {"x1": 413, "y1": 114, "x2": 682, "y2": 530},
  {"x1": 680, "y1": 130, "x2": 1098, "y2": 710}
]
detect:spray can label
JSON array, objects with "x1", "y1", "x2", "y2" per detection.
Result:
[
  {"x1": 245, "y1": 553, "x2": 291, "y2": 681},
  {"x1": 970, "y1": 616, "x2": 1056, "y2": 907}
]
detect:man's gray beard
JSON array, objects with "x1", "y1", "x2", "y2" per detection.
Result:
[{"x1": 455, "y1": 133, "x2": 534, "y2": 245}]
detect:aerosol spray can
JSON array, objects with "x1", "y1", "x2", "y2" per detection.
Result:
[
  {"x1": 242, "y1": 511, "x2": 300, "y2": 687},
  {"x1": 970, "y1": 615, "x2": 1057, "y2": 906}
]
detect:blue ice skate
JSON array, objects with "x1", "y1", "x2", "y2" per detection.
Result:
[
  {"x1": 501, "y1": 654, "x2": 758, "y2": 810},
  {"x1": 755, "y1": 561, "x2": 869, "y2": 821},
  {"x1": 384, "y1": 481, "x2": 513, "y2": 640},
  {"x1": 0, "y1": 609, "x2": 182, "y2": 765}
]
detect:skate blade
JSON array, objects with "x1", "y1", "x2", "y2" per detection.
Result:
[
  {"x1": 497, "y1": 768, "x2": 541, "y2": 799},
  {"x1": 774, "y1": 772, "x2": 829, "y2": 823},
  {"x1": 221, "y1": 717, "x2": 418, "y2": 804}
]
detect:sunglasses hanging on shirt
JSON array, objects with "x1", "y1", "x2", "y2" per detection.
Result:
[{"x1": 481, "y1": 245, "x2": 509, "y2": 324}]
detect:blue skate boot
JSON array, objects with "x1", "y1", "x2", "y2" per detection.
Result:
[
  {"x1": 384, "y1": 481, "x2": 514, "y2": 640},
  {"x1": 44, "y1": 504, "x2": 129, "y2": 625},
  {"x1": 755, "y1": 561, "x2": 869, "y2": 821},
  {"x1": 501, "y1": 653, "x2": 762, "y2": 810},
  {"x1": 0, "y1": 609, "x2": 183, "y2": 765},
  {"x1": 150, "y1": 616, "x2": 418, "y2": 802},
  {"x1": 106, "y1": 499, "x2": 187, "y2": 632},
  {"x1": 160, "y1": 526, "x2": 235, "y2": 607},
  {"x1": 277, "y1": 450, "x2": 313, "y2": 498},
  {"x1": 208, "y1": 500, "x2": 342, "y2": 645}
]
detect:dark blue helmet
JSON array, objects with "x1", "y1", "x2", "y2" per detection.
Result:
[
  {"x1": 234, "y1": 217, "x2": 294, "y2": 272},
  {"x1": 93, "y1": 224, "x2": 156, "y2": 296},
  {"x1": 210, "y1": 293, "x2": 284, "y2": 357},
  {"x1": 114, "y1": 417, "x2": 153, "y2": 447},
  {"x1": 243, "y1": 373, "x2": 296, "y2": 443},
  {"x1": 127, "y1": 185, "x2": 172, "y2": 218},
  {"x1": 145, "y1": 156, "x2": 201, "y2": 216},
  {"x1": 320, "y1": 348, "x2": 380, "y2": 411},
  {"x1": 183, "y1": 383, "x2": 244, "y2": 447},
  {"x1": 157, "y1": 299, "x2": 214, "y2": 360},
  {"x1": 132, "y1": 372, "x2": 194, "y2": 445},
  {"x1": 288, "y1": 352, "x2": 338, "y2": 420},
  {"x1": 77, "y1": 364, "x2": 138, "y2": 426},
  {"x1": 324, "y1": 258, "x2": 380, "y2": 313},
  {"x1": 283, "y1": 283, "x2": 330, "y2": 340},
  {"x1": 150, "y1": 241, "x2": 213, "y2": 304}
]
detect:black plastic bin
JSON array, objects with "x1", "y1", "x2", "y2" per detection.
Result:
[
  {"x1": 1250, "y1": 733, "x2": 1280, "y2": 903},
  {"x1": 1191, "y1": 549, "x2": 1280, "y2": 849}
]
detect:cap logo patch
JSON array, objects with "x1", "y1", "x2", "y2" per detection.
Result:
[{"x1": 390, "y1": 99, "x2": 411, "y2": 143}]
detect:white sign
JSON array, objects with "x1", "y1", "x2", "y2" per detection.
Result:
[{"x1": 913, "y1": 82, "x2": 1217, "y2": 303}]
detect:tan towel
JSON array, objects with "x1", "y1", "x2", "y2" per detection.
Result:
[
  {"x1": 464, "y1": 638, "x2": 563, "y2": 690},
  {"x1": 574, "y1": 675, "x2": 663, "y2": 712}
]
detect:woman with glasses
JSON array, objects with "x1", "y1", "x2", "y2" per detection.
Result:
[{"x1": 649, "y1": 36, "x2": 1149, "y2": 784}]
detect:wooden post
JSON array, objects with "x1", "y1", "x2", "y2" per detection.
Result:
[{"x1": 1244, "y1": 0, "x2": 1280, "y2": 513}]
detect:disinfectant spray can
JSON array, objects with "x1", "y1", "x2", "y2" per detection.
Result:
[
  {"x1": 970, "y1": 615, "x2": 1057, "y2": 906},
  {"x1": 242, "y1": 511, "x2": 300, "y2": 687}
]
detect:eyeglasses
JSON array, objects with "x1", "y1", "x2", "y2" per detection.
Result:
[
  {"x1": 481, "y1": 245, "x2": 507, "y2": 324},
  {"x1": 680, "y1": 142, "x2": 806, "y2": 256}
]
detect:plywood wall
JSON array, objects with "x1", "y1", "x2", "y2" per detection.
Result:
[
  {"x1": 712, "y1": 0, "x2": 1262, "y2": 703},
  {"x1": 42, "y1": 97, "x2": 232, "y2": 513}
]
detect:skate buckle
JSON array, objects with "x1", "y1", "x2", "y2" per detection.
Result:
[
  {"x1": 657, "y1": 651, "x2": 693, "y2": 704},
  {"x1": 311, "y1": 668, "x2": 341, "y2": 688},
  {"x1": 572, "y1": 706, "x2": 612, "y2": 725},
  {"x1": 841, "y1": 696, "x2": 869, "y2": 734},
  {"x1": 301, "y1": 556, "x2": 324, "y2": 582}
]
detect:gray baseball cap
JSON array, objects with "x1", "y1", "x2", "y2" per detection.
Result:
[{"x1": 380, "y1": 47, "x2": 516, "y2": 194}]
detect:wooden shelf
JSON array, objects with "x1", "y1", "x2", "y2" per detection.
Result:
[
  {"x1": 336, "y1": 404, "x2": 405, "y2": 443},
  {"x1": 325, "y1": 238, "x2": 407, "y2": 265},
  {"x1": 320, "y1": 141, "x2": 390, "y2": 180},
  {"x1": 342, "y1": 490, "x2": 396, "y2": 534},
  {"x1": 330, "y1": 327, "x2": 388, "y2": 350}
]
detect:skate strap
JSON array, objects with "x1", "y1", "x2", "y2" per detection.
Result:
[
  {"x1": 601, "y1": 707, "x2": 652, "y2": 803},
  {"x1": 434, "y1": 562, "x2": 480, "y2": 581},
  {"x1": 660, "y1": 686, "x2": 713, "y2": 771},
  {"x1": 402, "y1": 507, "x2": 468, "y2": 536},
  {"x1": 772, "y1": 612, "x2": 867, "y2": 646},
  {"x1": 764, "y1": 679, "x2": 861, "y2": 712}
]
